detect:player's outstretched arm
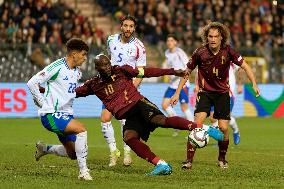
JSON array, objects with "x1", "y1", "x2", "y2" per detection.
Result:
[
  {"x1": 240, "y1": 61, "x2": 260, "y2": 97},
  {"x1": 170, "y1": 68, "x2": 191, "y2": 105},
  {"x1": 133, "y1": 66, "x2": 145, "y2": 88},
  {"x1": 121, "y1": 65, "x2": 187, "y2": 78},
  {"x1": 75, "y1": 80, "x2": 94, "y2": 98},
  {"x1": 236, "y1": 67, "x2": 245, "y2": 94},
  {"x1": 170, "y1": 77, "x2": 187, "y2": 106}
]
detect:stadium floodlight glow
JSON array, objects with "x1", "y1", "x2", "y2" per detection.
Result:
[{"x1": 272, "y1": 0, "x2": 277, "y2": 6}]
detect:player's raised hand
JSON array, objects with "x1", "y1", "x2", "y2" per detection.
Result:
[
  {"x1": 170, "y1": 93, "x2": 179, "y2": 106},
  {"x1": 252, "y1": 84, "x2": 260, "y2": 97},
  {"x1": 173, "y1": 69, "x2": 185, "y2": 77}
]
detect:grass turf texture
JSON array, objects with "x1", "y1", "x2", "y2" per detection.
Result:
[{"x1": 0, "y1": 117, "x2": 283, "y2": 189}]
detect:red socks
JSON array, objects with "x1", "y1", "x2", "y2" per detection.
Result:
[
  {"x1": 164, "y1": 116, "x2": 202, "y2": 130},
  {"x1": 218, "y1": 140, "x2": 229, "y2": 161},
  {"x1": 125, "y1": 138, "x2": 160, "y2": 165},
  {"x1": 186, "y1": 141, "x2": 196, "y2": 163}
]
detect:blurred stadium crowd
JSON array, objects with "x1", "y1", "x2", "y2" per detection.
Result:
[
  {"x1": 98, "y1": 0, "x2": 284, "y2": 82},
  {"x1": 0, "y1": 0, "x2": 284, "y2": 82},
  {"x1": 0, "y1": 0, "x2": 104, "y2": 81}
]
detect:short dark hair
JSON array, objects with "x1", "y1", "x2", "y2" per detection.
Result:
[
  {"x1": 66, "y1": 38, "x2": 89, "y2": 53},
  {"x1": 167, "y1": 34, "x2": 178, "y2": 41},
  {"x1": 120, "y1": 15, "x2": 137, "y2": 26},
  {"x1": 94, "y1": 54, "x2": 110, "y2": 66}
]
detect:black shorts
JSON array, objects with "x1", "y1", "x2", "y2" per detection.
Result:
[
  {"x1": 195, "y1": 91, "x2": 230, "y2": 120},
  {"x1": 123, "y1": 98, "x2": 164, "y2": 141}
]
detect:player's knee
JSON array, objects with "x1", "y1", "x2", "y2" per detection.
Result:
[
  {"x1": 100, "y1": 115, "x2": 111, "y2": 122},
  {"x1": 219, "y1": 125, "x2": 229, "y2": 134},
  {"x1": 123, "y1": 130, "x2": 139, "y2": 143},
  {"x1": 151, "y1": 114, "x2": 166, "y2": 126},
  {"x1": 77, "y1": 125, "x2": 86, "y2": 133}
]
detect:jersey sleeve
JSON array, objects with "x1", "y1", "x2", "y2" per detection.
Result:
[
  {"x1": 187, "y1": 49, "x2": 198, "y2": 70},
  {"x1": 177, "y1": 49, "x2": 189, "y2": 69},
  {"x1": 75, "y1": 79, "x2": 95, "y2": 97},
  {"x1": 106, "y1": 35, "x2": 115, "y2": 56},
  {"x1": 135, "y1": 40, "x2": 146, "y2": 67},
  {"x1": 119, "y1": 65, "x2": 175, "y2": 78},
  {"x1": 27, "y1": 64, "x2": 62, "y2": 107},
  {"x1": 228, "y1": 46, "x2": 243, "y2": 67}
]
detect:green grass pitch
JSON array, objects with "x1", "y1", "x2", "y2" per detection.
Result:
[{"x1": 0, "y1": 117, "x2": 283, "y2": 189}]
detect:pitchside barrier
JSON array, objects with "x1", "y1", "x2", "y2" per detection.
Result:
[{"x1": 0, "y1": 83, "x2": 283, "y2": 118}]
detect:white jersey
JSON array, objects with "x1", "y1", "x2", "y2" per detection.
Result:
[
  {"x1": 229, "y1": 63, "x2": 239, "y2": 97},
  {"x1": 27, "y1": 58, "x2": 81, "y2": 116},
  {"x1": 107, "y1": 33, "x2": 146, "y2": 68},
  {"x1": 165, "y1": 47, "x2": 190, "y2": 89}
]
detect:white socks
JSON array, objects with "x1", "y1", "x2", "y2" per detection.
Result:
[
  {"x1": 184, "y1": 109, "x2": 194, "y2": 121},
  {"x1": 165, "y1": 106, "x2": 177, "y2": 117},
  {"x1": 212, "y1": 121, "x2": 219, "y2": 128},
  {"x1": 46, "y1": 145, "x2": 67, "y2": 157},
  {"x1": 229, "y1": 116, "x2": 239, "y2": 133},
  {"x1": 157, "y1": 160, "x2": 167, "y2": 165},
  {"x1": 166, "y1": 106, "x2": 194, "y2": 122},
  {"x1": 75, "y1": 131, "x2": 88, "y2": 173},
  {"x1": 101, "y1": 120, "x2": 131, "y2": 153},
  {"x1": 202, "y1": 124, "x2": 209, "y2": 131},
  {"x1": 101, "y1": 121, "x2": 117, "y2": 152},
  {"x1": 119, "y1": 119, "x2": 131, "y2": 152}
]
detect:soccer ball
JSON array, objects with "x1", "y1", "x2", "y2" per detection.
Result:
[{"x1": 188, "y1": 128, "x2": 209, "y2": 148}]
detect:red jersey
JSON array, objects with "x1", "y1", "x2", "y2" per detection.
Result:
[
  {"x1": 188, "y1": 45, "x2": 243, "y2": 93},
  {"x1": 75, "y1": 65, "x2": 176, "y2": 119}
]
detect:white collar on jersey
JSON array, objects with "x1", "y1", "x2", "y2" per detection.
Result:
[{"x1": 118, "y1": 33, "x2": 135, "y2": 43}]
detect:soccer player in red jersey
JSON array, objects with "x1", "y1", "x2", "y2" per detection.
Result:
[
  {"x1": 171, "y1": 22, "x2": 260, "y2": 169},
  {"x1": 75, "y1": 54, "x2": 224, "y2": 176}
]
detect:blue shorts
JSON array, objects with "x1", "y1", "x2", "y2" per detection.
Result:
[
  {"x1": 164, "y1": 86, "x2": 189, "y2": 104},
  {"x1": 210, "y1": 96, "x2": 235, "y2": 113},
  {"x1": 102, "y1": 104, "x2": 106, "y2": 110},
  {"x1": 41, "y1": 113, "x2": 76, "y2": 143}
]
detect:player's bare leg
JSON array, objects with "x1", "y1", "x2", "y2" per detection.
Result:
[
  {"x1": 210, "y1": 112, "x2": 219, "y2": 128},
  {"x1": 101, "y1": 109, "x2": 120, "y2": 167}
]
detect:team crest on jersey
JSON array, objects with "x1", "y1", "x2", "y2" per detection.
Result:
[{"x1": 126, "y1": 47, "x2": 134, "y2": 56}]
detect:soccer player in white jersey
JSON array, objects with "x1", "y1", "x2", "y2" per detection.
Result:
[
  {"x1": 101, "y1": 15, "x2": 146, "y2": 167},
  {"x1": 162, "y1": 34, "x2": 194, "y2": 137},
  {"x1": 27, "y1": 38, "x2": 92, "y2": 180}
]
